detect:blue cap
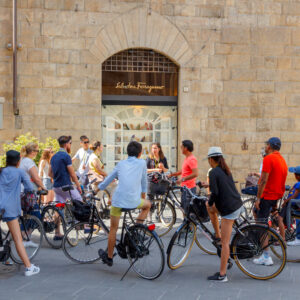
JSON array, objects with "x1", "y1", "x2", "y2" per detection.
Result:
[
  {"x1": 289, "y1": 166, "x2": 300, "y2": 174},
  {"x1": 265, "y1": 137, "x2": 281, "y2": 150}
]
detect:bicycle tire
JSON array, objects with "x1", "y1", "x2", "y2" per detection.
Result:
[
  {"x1": 10, "y1": 215, "x2": 44, "y2": 264},
  {"x1": 41, "y1": 206, "x2": 66, "y2": 249},
  {"x1": 126, "y1": 224, "x2": 165, "y2": 280},
  {"x1": 167, "y1": 221, "x2": 196, "y2": 270},
  {"x1": 194, "y1": 222, "x2": 217, "y2": 255},
  {"x1": 62, "y1": 221, "x2": 109, "y2": 264},
  {"x1": 231, "y1": 224, "x2": 286, "y2": 280}
]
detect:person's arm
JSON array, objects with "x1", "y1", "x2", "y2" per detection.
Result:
[
  {"x1": 98, "y1": 167, "x2": 118, "y2": 191},
  {"x1": 255, "y1": 171, "x2": 269, "y2": 209},
  {"x1": 178, "y1": 168, "x2": 198, "y2": 185},
  {"x1": 29, "y1": 166, "x2": 46, "y2": 190},
  {"x1": 159, "y1": 158, "x2": 168, "y2": 173},
  {"x1": 48, "y1": 164, "x2": 53, "y2": 179},
  {"x1": 147, "y1": 168, "x2": 162, "y2": 173},
  {"x1": 92, "y1": 158, "x2": 108, "y2": 177},
  {"x1": 71, "y1": 150, "x2": 79, "y2": 163},
  {"x1": 39, "y1": 160, "x2": 46, "y2": 178},
  {"x1": 141, "y1": 162, "x2": 147, "y2": 195},
  {"x1": 20, "y1": 169, "x2": 34, "y2": 192},
  {"x1": 208, "y1": 171, "x2": 218, "y2": 207},
  {"x1": 67, "y1": 165, "x2": 81, "y2": 193},
  {"x1": 168, "y1": 169, "x2": 182, "y2": 177}
]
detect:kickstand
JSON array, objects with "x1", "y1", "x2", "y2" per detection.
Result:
[{"x1": 120, "y1": 258, "x2": 138, "y2": 281}]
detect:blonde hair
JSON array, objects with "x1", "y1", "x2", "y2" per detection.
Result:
[
  {"x1": 21, "y1": 143, "x2": 38, "y2": 157},
  {"x1": 89, "y1": 141, "x2": 101, "y2": 152}
]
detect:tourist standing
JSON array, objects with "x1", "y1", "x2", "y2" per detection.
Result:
[
  {"x1": 39, "y1": 149, "x2": 54, "y2": 203},
  {"x1": 146, "y1": 143, "x2": 169, "y2": 173}
]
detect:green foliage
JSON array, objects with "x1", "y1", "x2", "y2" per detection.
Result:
[{"x1": 0, "y1": 133, "x2": 59, "y2": 167}]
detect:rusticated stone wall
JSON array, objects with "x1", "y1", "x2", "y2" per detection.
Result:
[{"x1": 0, "y1": 0, "x2": 300, "y2": 184}]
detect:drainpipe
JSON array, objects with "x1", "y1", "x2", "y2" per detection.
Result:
[{"x1": 7, "y1": 0, "x2": 19, "y2": 115}]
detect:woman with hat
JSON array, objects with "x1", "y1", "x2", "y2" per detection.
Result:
[{"x1": 205, "y1": 147, "x2": 243, "y2": 282}]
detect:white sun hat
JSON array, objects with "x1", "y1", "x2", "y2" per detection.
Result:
[{"x1": 207, "y1": 146, "x2": 224, "y2": 158}]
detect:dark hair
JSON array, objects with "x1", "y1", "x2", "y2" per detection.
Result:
[
  {"x1": 127, "y1": 141, "x2": 142, "y2": 157},
  {"x1": 210, "y1": 156, "x2": 231, "y2": 176},
  {"x1": 150, "y1": 142, "x2": 165, "y2": 160},
  {"x1": 58, "y1": 135, "x2": 72, "y2": 147},
  {"x1": 90, "y1": 141, "x2": 101, "y2": 151},
  {"x1": 182, "y1": 140, "x2": 194, "y2": 152},
  {"x1": 80, "y1": 135, "x2": 89, "y2": 142},
  {"x1": 0, "y1": 150, "x2": 20, "y2": 174}
]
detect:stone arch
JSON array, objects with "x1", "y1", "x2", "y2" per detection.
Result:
[{"x1": 89, "y1": 7, "x2": 194, "y2": 66}]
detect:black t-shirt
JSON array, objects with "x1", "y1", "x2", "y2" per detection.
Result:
[
  {"x1": 208, "y1": 166, "x2": 242, "y2": 216},
  {"x1": 146, "y1": 156, "x2": 169, "y2": 170}
]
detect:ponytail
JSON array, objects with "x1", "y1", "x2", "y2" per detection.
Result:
[{"x1": 211, "y1": 156, "x2": 231, "y2": 176}]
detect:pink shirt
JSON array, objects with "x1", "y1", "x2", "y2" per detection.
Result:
[{"x1": 181, "y1": 154, "x2": 198, "y2": 189}]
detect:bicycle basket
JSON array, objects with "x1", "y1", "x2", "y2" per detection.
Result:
[
  {"x1": 149, "y1": 179, "x2": 169, "y2": 196},
  {"x1": 21, "y1": 191, "x2": 37, "y2": 213},
  {"x1": 191, "y1": 197, "x2": 209, "y2": 221},
  {"x1": 0, "y1": 242, "x2": 10, "y2": 262},
  {"x1": 71, "y1": 200, "x2": 91, "y2": 222}
]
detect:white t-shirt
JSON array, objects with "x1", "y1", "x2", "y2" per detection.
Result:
[
  {"x1": 19, "y1": 157, "x2": 39, "y2": 191},
  {"x1": 72, "y1": 148, "x2": 92, "y2": 175},
  {"x1": 39, "y1": 160, "x2": 50, "y2": 179}
]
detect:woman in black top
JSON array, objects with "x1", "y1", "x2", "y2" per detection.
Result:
[
  {"x1": 146, "y1": 143, "x2": 168, "y2": 173},
  {"x1": 205, "y1": 147, "x2": 243, "y2": 282}
]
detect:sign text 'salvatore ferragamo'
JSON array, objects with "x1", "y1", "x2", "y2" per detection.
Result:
[{"x1": 115, "y1": 82, "x2": 165, "y2": 93}]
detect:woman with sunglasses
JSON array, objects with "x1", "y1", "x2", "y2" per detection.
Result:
[{"x1": 20, "y1": 143, "x2": 46, "y2": 191}]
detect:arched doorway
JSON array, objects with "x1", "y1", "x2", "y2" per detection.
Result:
[{"x1": 101, "y1": 48, "x2": 178, "y2": 172}]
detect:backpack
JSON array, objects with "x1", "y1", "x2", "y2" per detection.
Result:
[{"x1": 71, "y1": 200, "x2": 91, "y2": 222}]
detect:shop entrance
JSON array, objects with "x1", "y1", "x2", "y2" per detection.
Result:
[{"x1": 101, "y1": 49, "x2": 178, "y2": 172}]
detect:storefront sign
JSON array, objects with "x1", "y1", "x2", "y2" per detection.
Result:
[{"x1": 115, "y1": 82, "x2": 165, "y2": 93}]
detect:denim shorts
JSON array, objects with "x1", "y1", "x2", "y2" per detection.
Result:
[
  {"x1": 2, "y1": 216, "x2": 17, "y2": 222},
  {"x1": 43, "y1": 178, "x2": 53, "y2": 190},
  {"x1": 222, "y1": 206, "x2": 243, "y2": 220}
]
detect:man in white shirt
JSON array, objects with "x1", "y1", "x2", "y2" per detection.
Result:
[{"x1": 72, "y1": 135, "x2": 92, "y2": 186}]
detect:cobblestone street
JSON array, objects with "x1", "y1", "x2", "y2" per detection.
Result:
[{"x1": 1, "y1": 228, "x2": 299, "y2": 300}]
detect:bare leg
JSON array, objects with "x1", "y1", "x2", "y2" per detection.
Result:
[
  {"x1": 206, "y1": 202, "x2": 221, "y2": 239},
  {"x1": 136, "y1": 199, "x2": 151, "y2": 224},
  {"x1": 220, "y1": 218, "x2": 234, "y2": 276},
  {"x1": 107, "y1": 216, "x2": 120, "y2": 259},
  {"x1": 7, "y1": 219, "x2": 31, "y2": 268},
  {"x1": 277, "y1": 215, "x2": 286, "y2": 241}
]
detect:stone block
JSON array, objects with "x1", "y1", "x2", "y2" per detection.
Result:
[
  {"x1": 221, "y1": 93, "x2": 257, "y2": 107},
  {"x1": 53, "y1": 89, "x2": 81, "y2": 104},
  {"x1": 275, "y1": 82, "x2": 300, "y2": 93},
  {"x1": 42, "y1": 23, "x2": 78, "y2": 37},
  {"x1": 264, "y1": 57, "x2": 277, "y2": 69},
  {"x1": 226, "y1": 118, "x2": 256, "y2": 132},
  {"x1": 28, "y1": 49, "x2": 49, "y2": 63},
  {"x1": 81, "y1": 89, "x2": 101, "y2": 104},
  {"x1": 286, "y1": 95, "x2": 300, "y2": 107},
  {"x1": 26, "y1": 88, "x2": 53, "y2": 104},
  {"x1": 22, "y1": 115, "x2": 45, "y2": 129},
  {"x1": 46, "y1": 116, "x2": 73, "y2": 130},
  {"x1": 221, "y1": 27, "x2": 250, "y2": 44},
  {"x1": 214, "y1": 43, "x2": 231, "y2": 55},
  {"x1": 257, "y1": 69, "x2": 281, "y2": 81},
  {"x1": 272, "y1": 118, "x2": 294, "y2": 131},
  {"x1": 34, "y1": 104, "x2": 61, "y2": 115},
  {"x1": 251, "y1": 56, "x2": 264, "y2": 69},
  {"x1": 63, "y1": 0, "x2": 84, "y2": 11},
  {"x1": 251, "y1": 82, "x2": 274, "y2": 93},
  {"x1": 44, "y1": 0, "x2": 60, "y2": 9},
  {"x1": 208, "y1": 55, "x2": 226, "y2": 68},
  {"x1": 42, "y1": 76, "x2": 70, "y2": 88},
  {"x1": 231, "y1": 154, "x2": 250, "y2": 169},
  {"x1": 277, "y1": 57, "x2": 291, "y2": 69},
  {"x1": 282, "y1": 70, "x2": 300, "y2": 81},
  {"x1": 251, "y1": 28, "x2": 291, "y2": 45},
  {"x1": 264, "y1": 2, "x2": 282, "y2": 15},
  {"x1": 35, "y1": 36, "x2": 53, "y2": 48},
  {"x1": 19, "y1": 76, "x2": 42, "y2": 88},
  {"x1": 56, "y1": 64, "x2": 76, "y2": 77},
  {"x1": 199, "y1": 6, "x2": 223, "y2": 18},
  {"x1": 223, "y1": 106, "x2": 250, "y2": 118},
  {"x1": 283, "y1": 3, "x2": 300, "y2": 16},
  {"x1": 201, "y1": 68, "x2": 222, "y2": 81},
  {"x1": 224, "y1": 81, "x2": 250, "y2": 93},
  {"x1": 227, "y1": 55, "x2": 250, "y2": 68},
  {"x1": 32, "y1": 63, "x2": 56, "y2": 76},
  {"x1": 256, "y1": 118, "x2": 271, "y2": 132},
  {"x1": 53, "y1": 38, "x2": 85, "y2": 49},
  {"x1": 231, "y1": 69, "x2": 255, "y2": 81},
  {"x1": 49, "y1": 49, "x2": 70, "y2": 64}
]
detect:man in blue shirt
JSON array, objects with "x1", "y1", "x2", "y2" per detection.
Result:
[
  {"x1": 98, "y1": 141, "x2": 150, "y2": 266},
  {"x1": 49, "y1": 136, "x2": 82, "y2": 203}
]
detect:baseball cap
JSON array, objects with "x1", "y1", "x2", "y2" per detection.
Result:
[
  {"x1": 265, "y1": 137, "x2": 281, "y2": 150},
  {"x1": 289, "y1": 166, "x2": 300, "y2": 175},
  {"x1": 207, "y1": 146, "x2": 224, "y2": 158}
]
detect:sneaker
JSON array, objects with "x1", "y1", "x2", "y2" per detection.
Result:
[
  {"x1": 98, "y1": 249, "x2": 113, "y2": 267},
  {"x1": 23, "y1": 240, "x2": 38, "y2": 248},
  {"x1": 253, "y1": 255, "x2": 273, "y2": 266},
  {"x1": 207, "y1": 272, "x2": 228, "y2": 282},
  {"x1": 287, "y1": 238, "x2": 300, "y2": 246},
  {"x1": 53, "y1": 235, "x2": 63, "y2": 241},
  {"x1": 25, "y1": 264, "x2": 40, "y2": 277}
]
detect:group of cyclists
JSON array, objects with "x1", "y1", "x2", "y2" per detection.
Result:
[{"x1": 0, "y1": 133, "x2": 299, "y2": 282}]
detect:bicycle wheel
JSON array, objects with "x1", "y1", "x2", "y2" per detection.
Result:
[
  {"x1": 242, "y1": 198, "x2": 255, "y2": 220},
  {"x1": 10, "y1": 215, "x2": 44, "y2": 264},
  {"x1": 42, "y1": 206, "x2": 66, "y2": 249},
  {"x1": 167, "y1": 221, "x2": 196, "y2": 270},
  {"x1": 195, "y1": 221, "x2": 217, "y2": 255},
  {"x1": 126, "y1": 224, "x2": 165, "y2": 280},
  {"x1": 62, "y1": 221, "x2": 108, "y2": 264},
  {"x1": 231, "y1": 224, "x2": 286, "y2": 280}
]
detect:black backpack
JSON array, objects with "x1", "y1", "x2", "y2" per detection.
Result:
[{"x1": 71, "y1": 200, "x2": 91, "y2": 222}]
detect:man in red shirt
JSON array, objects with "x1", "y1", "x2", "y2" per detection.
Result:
[
  {"x1": 169, "y1": 140, "x2": 198, "y2": 214},
  {"x1": 254, "y1": 137, "x2": 288, "y2": 266}
]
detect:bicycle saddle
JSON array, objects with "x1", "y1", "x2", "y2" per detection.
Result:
[
  {"x1": 62, "y1": 185, "x2": 74, "y2": 192},
  {"x1": 121, "y1": 208, "x2": 136, "y2": 212},
  {"x1": 37, "y1": 190, "x2": 48, "y2": 196}
]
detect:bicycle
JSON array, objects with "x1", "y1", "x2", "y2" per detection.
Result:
[
  {"x1": 0, "y1": 209, "x2": 43, "y2": 264},
  {"x1": 62, "y1": 191, "x2": 165, "y2": 280},
  {"x1": 167, "y1": 186, "x2": 286, "y2": 280}
]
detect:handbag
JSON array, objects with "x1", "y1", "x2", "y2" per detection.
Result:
[{"x1": 21, "y1": 191, "x2": 37, "y2": 213}]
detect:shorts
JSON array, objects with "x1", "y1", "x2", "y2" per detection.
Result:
[
  {"x1": 222, "y1": 206, "x2": 243, "y2": 220},
  {"x1": 255, "y1": 198, "x2": 278, "y2": 223},
  {"x1": 43, "y1": 178, "x2": 53, "y2": 190},
  {"x1": 181, "y1": 187, "x2": 196, "y2": 215},
  {"x1": 2, "y1": 216, "x2": 17, "y2": 222},
  {"x1": 110, "y1": 199, "x2": 144, "y2": 217},
  {"x1": 53, "y1": 186, "x2": 82, "y2": 203}
]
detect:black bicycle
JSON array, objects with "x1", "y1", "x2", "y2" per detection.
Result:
[
  {"x1": 167, "y1": 186, "x2": 286, "y2": 280},
  {"x1": 62, "y1": 191, "x2": 165, "y2": 280}
]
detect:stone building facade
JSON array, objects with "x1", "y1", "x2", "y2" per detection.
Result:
[{"x1": 0, "y1": 0, "x2": 300, "y2": 183}]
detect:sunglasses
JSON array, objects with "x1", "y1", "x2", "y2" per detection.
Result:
[
  {"x1": 83, "y1": 141, "x2": 89, "y2": 144},
  {"x1": 33, "y1": 150, "x2": 39, "y2": 153}
]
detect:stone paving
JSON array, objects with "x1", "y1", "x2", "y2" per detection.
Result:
[{"x1": 0, "y1": 228, "x2": 299, "y2": 300}]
